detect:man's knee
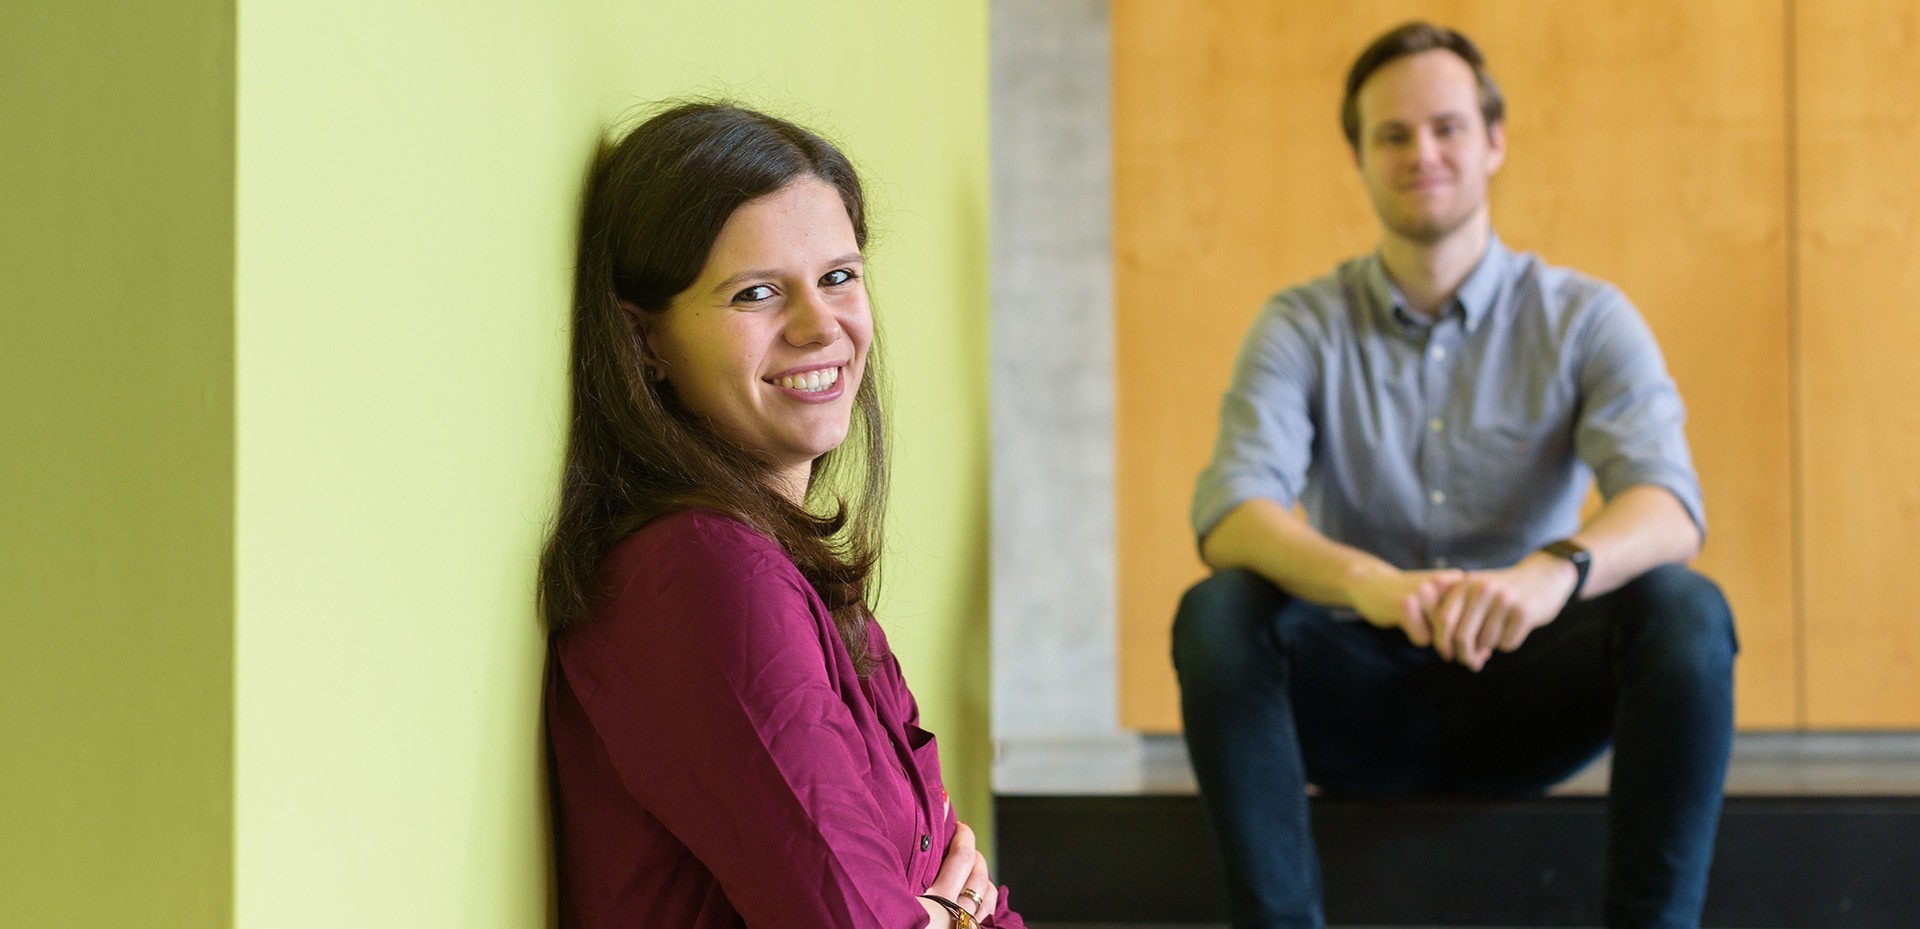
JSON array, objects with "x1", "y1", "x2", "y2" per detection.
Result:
[
  {"x1": 1172, "y1": 568, "x2": 1290, "y2": 682},
  {"x1": 1612, "y1": 564, "x2": 1738, "y2": 678}
]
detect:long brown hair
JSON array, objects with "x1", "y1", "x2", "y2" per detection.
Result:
[{"x1": 539, "y1": 101, "x2": 888, "y2": 672}]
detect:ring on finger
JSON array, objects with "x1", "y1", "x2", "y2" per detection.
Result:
[{"x1": 958, "y1": 886, "x2": 985, "y2": 911}]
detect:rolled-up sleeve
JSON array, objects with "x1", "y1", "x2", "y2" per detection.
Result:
[
  {"x1": 1191, "y1": 295, "x2": 1322, "y2": 543},
  {"x1": 1571, "y1": 290, "x2": 1708, "y2": 536}
]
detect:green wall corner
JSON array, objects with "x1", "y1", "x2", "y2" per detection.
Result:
[{"x1": 0, "y1": 2, "x2": 237, "y2": 927}]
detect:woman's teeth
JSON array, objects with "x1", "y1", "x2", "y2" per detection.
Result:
[{"x1": 775, "y1": 366, "x2": 841, "y2": 393}]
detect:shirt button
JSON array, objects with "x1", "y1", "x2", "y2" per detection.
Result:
[
  {"x1": 920, "y1": 834, "x2": 931, "y2": 852},
  {"x1": 1429, "y1": 345, "x2": 1447, "y2": 361},
  {"x1": 1428, "y1": 418, "x2": 1444, "y2": 434},
  {"x1": 1430, "y1": 489, "x2": 1446, "y2": 505}
]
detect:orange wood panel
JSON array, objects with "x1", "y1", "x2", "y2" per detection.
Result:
[
  {"x1": 1114, "y1": 1, "x2": 1795, "y2": 731},
  {"x1": 1796, "y1": 0, "x2": 1920, "y2": 728}
]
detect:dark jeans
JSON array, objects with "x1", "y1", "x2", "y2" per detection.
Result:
[{"x1": 1172, "y1": 564, "x2": 1738, "y2": 929}]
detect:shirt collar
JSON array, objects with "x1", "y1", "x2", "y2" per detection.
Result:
[
  {"x1": 1454, "y1": 235, "x2": 1510, "y2": 332},
  {"x1": 1366, "y1": 235, "x2": 1511, "y2": 333}
]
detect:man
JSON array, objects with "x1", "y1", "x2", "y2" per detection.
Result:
[{"x1": 1172, "y1": 21, "x2": 1737, "y2": 929}]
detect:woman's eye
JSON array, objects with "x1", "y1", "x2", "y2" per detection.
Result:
[
  {"x1": 821, "y1": 268, "x2": 858, "y2": 287},
  {"x1": 733, "y1": 284, "x2": 776, "y2": 303}
]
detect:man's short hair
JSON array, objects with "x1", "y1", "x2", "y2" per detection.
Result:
[{"x1": 1340, "y1": 21, "x2": 1505, "y2": 150}]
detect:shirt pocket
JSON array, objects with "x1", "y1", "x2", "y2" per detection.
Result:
[
  {"x1": 904, "y1": 723, "x2": 944, "y2": 790},
  {"x1": 1465, "y1": 372, "x2": 1574, "y2": 463},
  {"x1": 1459, "y1": 416, "x2": 1574, "y2": 523},
  {"x1": 1476, "y1": 417, "x2": 1564, "y2": 456}
]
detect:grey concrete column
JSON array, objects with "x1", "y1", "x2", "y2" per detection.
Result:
[{"x1": 989, "y1": 0, "x2": 1120, "y2": 749}]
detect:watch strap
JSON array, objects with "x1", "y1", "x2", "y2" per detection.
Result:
[{"x1": 1540, "y1": 538, "x2": 1592, "y2": 612}]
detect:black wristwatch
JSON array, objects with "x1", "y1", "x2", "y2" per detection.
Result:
[{"x1": 1540, "y1": 538, "x2": 1592, "y2": 612}]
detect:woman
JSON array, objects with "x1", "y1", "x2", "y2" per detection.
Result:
[{"x1": 539, "y1": 101, "x2": 1023, "y2": 929}]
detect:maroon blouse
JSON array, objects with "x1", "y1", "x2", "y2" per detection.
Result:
[{"x1": 547, "y1": 509, "x2": 1025, "y2": 928}]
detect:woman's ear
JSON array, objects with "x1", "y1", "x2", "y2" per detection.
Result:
[{"x1": 617, "y1": 299, "x2": 669, "y2": 382}]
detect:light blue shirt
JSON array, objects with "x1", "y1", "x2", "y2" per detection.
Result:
[{"x1": 1192, "y1": 236, "x2": 1705, "y2": 572}]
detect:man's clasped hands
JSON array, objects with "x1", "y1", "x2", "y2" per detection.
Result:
[{"x1": 1345, "y1": 552, "x2": 1582, "y2": 671}]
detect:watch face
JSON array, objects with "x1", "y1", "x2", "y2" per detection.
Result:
[{"x1": 1547, "y1": 539, "x2": 1591, "y2": 566}]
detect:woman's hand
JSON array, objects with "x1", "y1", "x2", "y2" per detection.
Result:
[{"x1": 918, "y1": 822, "x2": 999, "y2": 926}]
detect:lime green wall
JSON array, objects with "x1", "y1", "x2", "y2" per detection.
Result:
[
  {"x1": 234, "y1": 2, "x2": 989, "y2": 925},
  {"x1": 0, "y1": 3, "x2": 235, "y2": 928}
]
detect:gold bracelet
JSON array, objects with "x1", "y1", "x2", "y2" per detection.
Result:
[{"x1": 919, "y1": 893, "x2": 980, "y2": 929}]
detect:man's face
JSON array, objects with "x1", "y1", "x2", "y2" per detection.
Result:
[{"x1": 1353, "y1": 49, "x2": 1506, "y2": 245}]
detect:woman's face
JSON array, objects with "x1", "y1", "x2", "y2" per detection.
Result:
[{"x1": 646, "y1": 177, "x2": 872, "y2": 498}]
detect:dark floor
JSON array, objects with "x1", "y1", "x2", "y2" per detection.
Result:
[
  {"x1": 998, "y1": 733, "x2": 1920, "y2": 929},
  {"x1": 1031, "y1": 920, "x2": 1780, "y2": 928}
]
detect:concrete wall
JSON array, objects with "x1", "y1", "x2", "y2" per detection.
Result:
[{"x1": 990, "y1": 0, "x2": 1120, "y2": 745}]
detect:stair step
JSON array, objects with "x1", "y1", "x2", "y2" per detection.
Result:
[{"x1": 997, "y1": 793, "x2": 1920, "y2": 928}]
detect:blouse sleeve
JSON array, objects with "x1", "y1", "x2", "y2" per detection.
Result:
[{"x1": 555, "y1": 515, "x2": 931, "y2": 928}]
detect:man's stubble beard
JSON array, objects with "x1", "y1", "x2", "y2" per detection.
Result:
[{"x1": 1376, "y1": 191, "x2": 1482, "y2": 246}]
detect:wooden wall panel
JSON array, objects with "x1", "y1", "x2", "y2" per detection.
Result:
[
  {"x1": 1112, "y1": 0, "x2": 1377, "y2": 733},
  {"x1": 1114, "y1": 1, "x2": 1796, "y2": 731},
  {"x1": 1796, "y1": 0, "x2": 1920, "y2": 727},
  {"x1": 1487, "y1": 7, "x2": 1795, "y2": 729}
]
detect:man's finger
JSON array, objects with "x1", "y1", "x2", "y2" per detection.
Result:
[
  {"x1": 1445, "y1": 578, "x2": 1490, "y2": 664},
  {"x1": 1408, "y1": 577, "x2": 1452, "y2": 647},
  {"x1": 1499, "y1": 611, "x2": 1535, "y2": 653},
  {"x1": 1476, "y1": 601, "x2": 1512, "y2": 657},
  {"x1": 1476, "y1": 600, "x2": 1522, "y2": 669},
  {"x1": 1400, "y1": 593, "x2": 1431, "y2": 647},
  {"x1": 1453, "y1": 595, "x2": 1489, "y2": 670},
  {"x1": 1454, "y1": 582, "x2": 1496, "y2": 670},
  {"x1": 1431, "y1": 583, "x2": 1468, "y2": 660}
]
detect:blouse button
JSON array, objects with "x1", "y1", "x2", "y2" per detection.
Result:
[{"x1": 920, "y1": 834, "x2": 931, "y2": 852}]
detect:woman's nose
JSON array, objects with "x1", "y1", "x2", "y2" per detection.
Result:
[{"x1": 785, "y1": 288, "x2": 843, "y2": 347}]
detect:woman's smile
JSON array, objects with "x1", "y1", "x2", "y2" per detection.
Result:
[{"x1": 767, "y1": 363, "x2": 845, "y2": 400}]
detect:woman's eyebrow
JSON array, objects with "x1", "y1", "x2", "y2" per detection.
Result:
[{"x1": 710, "y1": 268, "x2": 781, "y2": 294}]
